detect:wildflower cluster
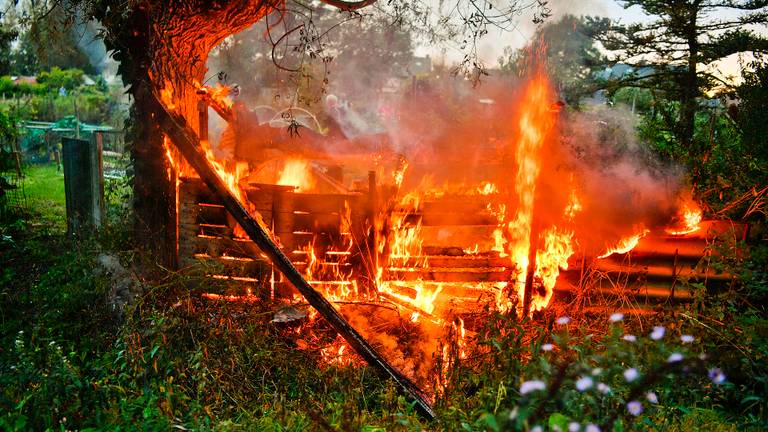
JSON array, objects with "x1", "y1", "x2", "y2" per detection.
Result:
[{"x1": 501, "y1": 313, "x2": 727, "y2": 431}]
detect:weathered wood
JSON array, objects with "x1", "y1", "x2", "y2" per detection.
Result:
[
  {"x1": 62, "y1": 137, "x2": 104, "y2": 236},
  {"x1": 142, "y1": 83, "x2": 434, "y2": 420}
]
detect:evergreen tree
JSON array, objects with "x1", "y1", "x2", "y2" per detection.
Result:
[{"x1": 587, "y1": 0, "x2": 768, "y2": 159}]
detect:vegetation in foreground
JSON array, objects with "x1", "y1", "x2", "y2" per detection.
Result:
[{"x1": 0, "y1": 165, "x2": 766, "y2": 431}]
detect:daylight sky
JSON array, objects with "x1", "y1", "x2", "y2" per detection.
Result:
[{"x1": 414, "y1": 0, "x2": 758, "y2": 84}]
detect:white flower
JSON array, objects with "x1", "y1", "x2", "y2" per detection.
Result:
[
  {"x1": 557, "y1": 316, "x2": 571, "y2": 325},
  {"x1": 627, "y1": 400, "x2": 644, "y2": 416},
  {"x1": 591, "y1": 367, "x2": 603, "y2": 376},
  {"x1": 568, "y1": 422, "x2": 581, "y2": 432},
  {"x1": 667, "y1": 352, "x2": 684, "y2": 363},
  {"x1": 624, "y1": 368, "x2": 639, "y2": 382},
  {"x1": 650, "y1": 326, "x2": 666, "y2": 340},
  {"x1": 575, "y1": 376, "x2": 594, "y2": 391},
  {"x1": 541, "y1": 343, "x2": 554, "y2": 352},
  {"x1": 646, "y1": 391, "x2": 658, "y2": 404},
  {"x1": 708, "y1": 368, "x2": 726, "y2": 385},
  {"x1": 681, "y1": 335, "x2": 695, "y2": 343},
  {"x1": 507, "y1": 406, "x2": 519, "y2": 421},
  {"x1": 531, "y1": 426, "x2": 543, "y2": 432},
  {"x1": 622, "y1": 334, "x2": 637, "y2": 342},
  {"x1": 609, "y1": 312, "x2": 624, "y2": 322},
  {"x1": 597, "y1": 382, "x2": 611, "y2": 394},
  {"x1": 520, "y1": 380, "x2": 546, "y2": 395},
  {"x1": 585, "y1": 424, "x2": 601, "y2": 432}
]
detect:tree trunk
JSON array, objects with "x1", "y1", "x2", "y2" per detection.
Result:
[
  {"x1": 124, "y1": 1, "x2": 277, "y2": 268},
  {"x1": 680, "y1": 5, "x2": 700, "y2": 182}
]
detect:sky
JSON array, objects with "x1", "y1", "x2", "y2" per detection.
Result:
[
  {"x1": 414, "y1": 0, "x2": 758, "y2": 85},
  {"x1": 0, "y1": 0, "x2": 760, "y2": 85}
]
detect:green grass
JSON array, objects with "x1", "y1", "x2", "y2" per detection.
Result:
[{"x1": 22, "y1": 163, "x2": 66, "y2": 232}]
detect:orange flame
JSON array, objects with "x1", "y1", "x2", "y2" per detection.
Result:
[
  {"x1": 666, "y1": 201, "x2": 703, "y2": 236},
  {"x1": 277, "y1": 159, "x2": 316, "y2": 192},
  {"x1": 598, "y1": 227, "x2": 650, "y2": 258},
  {"x1": 502, "y1": 71, "x2": 568, "y2": 314}
]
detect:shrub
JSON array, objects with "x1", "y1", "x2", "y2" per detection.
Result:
[{"x1": 36, "y1": 67, "x2": 84, "y2": 92}]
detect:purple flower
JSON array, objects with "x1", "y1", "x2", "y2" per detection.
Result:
[
  {"x1": 597, "y1": 382, "x2": 611, "y2": 394},
  {"x1": 568, "y1": 422, "x2": 581, "y2": 432},
  {"x1": 646, "y1": 391, "x2": 658, "y2": 404},
  {"x1": 622, "y1": 334, "x2": 637, "y2": 342},
  {"x1": 541, "y1": 343, "x2": 554, "y2": 352},
  {"x1": 575, "y1": 376, "x2": 594, "y2": 391},
  {"x1": 680, "y1": 334, "x2": 695, "y2": 343},
  {"x1": 627, "y1": 400, "x2": 644, "y2": 416},
  {"x1": 708, "y1": 368, "x2": 726, "y2": 385},
  {"x1": 650, "y1": 326, "x2": 666, "y2": 340},
  {"x1": 667, "y1": 352, "x2": 684, "y2": 363},
  {"x1": 531, "y1": 426, "x2": 543, "y2": 432},
  {"x1": 557, "y1": 316, "x2": 571, "y2": 325},
  {"x1": 585, "y1": 424, "x2": 601, "y2": 432},
  {"x1": 520, "y1": 380, "x2": 546, "y2": 395},
  {"x1": 624, "y1": 368, "x2": 639, "y2": 382},
  {"x1": 609, "y1": 312, "x2": 624, "y2": 322}
]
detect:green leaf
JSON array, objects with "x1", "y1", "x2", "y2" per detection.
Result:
[
  {"x1": 479, "y1": 412, "x2": 500, "y2": 432},
  {"x1": 549, "y1": 412, "x2": 569, "y2": 431}
]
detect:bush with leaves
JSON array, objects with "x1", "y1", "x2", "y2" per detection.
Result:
[{"x1": 36, "y1": 67, "x2": 84, "y2": 92}]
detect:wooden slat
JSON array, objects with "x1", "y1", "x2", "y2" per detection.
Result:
[{"x1": 386, "y1": 267, "x2": 511, "y2": 283}]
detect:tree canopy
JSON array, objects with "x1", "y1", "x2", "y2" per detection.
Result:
[{"x1": 587, "y1": 0, "x2": 768, "y2": 154}]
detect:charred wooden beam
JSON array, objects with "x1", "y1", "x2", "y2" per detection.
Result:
[{"x1": 140, "y1": 82, "x2": 435, "y2": 420}]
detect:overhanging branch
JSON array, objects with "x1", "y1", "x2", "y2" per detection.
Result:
[{"x1": 319, "y1": 0, "x2": 377, "y2": 11}]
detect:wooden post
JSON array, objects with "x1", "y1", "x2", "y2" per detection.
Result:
[
  {"x1": 62, "y1": 137, "x2": 104, "y2": 236},
  {"x1": 12, "y1": 133, "x2": 23, "y2": 178},
  {"x1": 522, "y1": 236, "x2": 537, "y2": 317},
  {"x1": 95, "y1": 131, "x2": 104, "y2": 154},
  {"x1": 141, "y1": 83, "x2": 434, "y2": 420},
  {"x1": 273, "y1": 189, "x2": 296, "y2": 254}
]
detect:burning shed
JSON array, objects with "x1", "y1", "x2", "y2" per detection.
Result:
[{"x1": 95, "y1": 0, "x2": 740, "y2": 418}]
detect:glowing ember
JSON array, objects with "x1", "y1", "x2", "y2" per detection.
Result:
[
  {"x1": 380, "y1": 281, "x2": 442, "y2": 318},
  {"x1": 201, "y1": 287, "x2": 258, "y2": 303},
  {"x1": 320, "y1": 336, "x2": 354, "y2": 367}
]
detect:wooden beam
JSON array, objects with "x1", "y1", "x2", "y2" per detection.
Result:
[{"x1": 138, "y1": 82, "x2": 435, "y2": 420}]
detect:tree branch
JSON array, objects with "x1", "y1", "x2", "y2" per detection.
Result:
[{"x1": 318, "y1": 0, "x2": 377, "y2": 11}]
